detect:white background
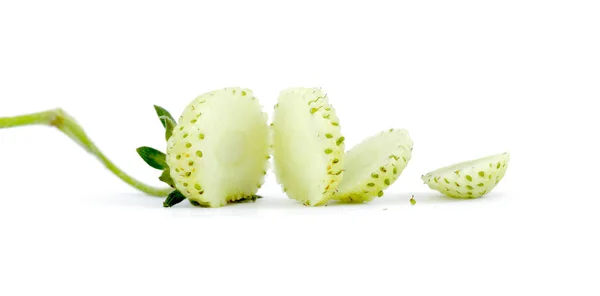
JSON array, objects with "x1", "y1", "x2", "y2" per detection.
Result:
[{"x1": 1, "y1": 0, "x2": 599, "y2": 295}]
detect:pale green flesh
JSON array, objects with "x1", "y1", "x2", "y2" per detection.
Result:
[
  {"x1": 336, "y1": 129, "x2": 413, "y2": 202},
  {"x1": 422, "y1": 152, "x2": 510, "y2": 199},
  {"x1": 273, "y1": 96, "x2": 328, "y2": 204},
  {"x1": 167, "y1": 88, "x2": 269, "y2": 207},
  {"x1": 424, "y1": 153, "x2": 507, "y2": 177},
  {"x1": 272, "y1": 87, "x2": 344, "y2": 206},
  {"x1": 338, "y1": 130, "x2": 408, "y2": 192}
]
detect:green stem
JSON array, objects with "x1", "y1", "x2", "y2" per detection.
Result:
[{"x1": 0, "y1": 108, "x2": 172, "y2": 197}]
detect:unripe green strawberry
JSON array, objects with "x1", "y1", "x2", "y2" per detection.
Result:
[
  {"x1": 165, "y1": 87, "x2": 270, "y2": 207},
  {"x1": 272, "y1": 87, "x2": 345, "y2": 206},
  {"x1": 334, "y1": 129, "x2": 413, "y2": 203},
  {"x1": 422, "y1": 152, "x2": 510, "y2": 199}
]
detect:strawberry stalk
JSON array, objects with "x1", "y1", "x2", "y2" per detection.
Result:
[{"x1": 0, "y1": 108, "x2": 172, "y2": 197}]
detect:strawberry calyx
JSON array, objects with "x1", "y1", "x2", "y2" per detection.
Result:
[{"x1": 135, "y1": 105, "x2": 183, "y2": 207}]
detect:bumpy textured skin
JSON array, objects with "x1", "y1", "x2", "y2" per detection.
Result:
[
  {"x1": 166, "y1": 87, "x2": 270, "y2": 207},
  {"x1": 335, "y1": 129, "x2": 413, "y2": 203},
  {"x1": 422, "y1": 152, "x2": 510, "y2": 199},
  {"x1": 272, "y1": 87, "x2": 345, "y2": 206}
]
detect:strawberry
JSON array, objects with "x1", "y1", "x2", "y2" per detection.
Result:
[
  {"x1": 271, "y1": 87, "x2": 345, "y2": 206},
  {"x1": 334, "y1": 129, "x2": 414, "y2": 203},
  {"x1": 137, "y1": 87, "x2": 270, "y2": 207},
  {"x1": 421, "y1": 152, "x2": 510, "y2": 199}
]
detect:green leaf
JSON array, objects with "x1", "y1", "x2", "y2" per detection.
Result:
[
  {"x1": 159, "y1": 168, "x2": 174, "y2": 188},
  {"x1": 154, "y1": 105, "x2": 176, "y2": 128},
  {"x1": 136, "y1": 146, "x2": 167, "y2": 170},
  {"x1": 163, "y1": 190, "x2": 186, "y2": 207},
  {"x1": 160, "y1": 116, "x2": 176, "y2": 141},
  {"x1": 189, "y1": 200, "x2": 211, "y2": 207}
]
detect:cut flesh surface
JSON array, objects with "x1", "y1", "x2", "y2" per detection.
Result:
[
  {"x1": 272, "y1": 87, "x2": 344, "y2": 206},
  {"x1": 335, "y1": 129, "x2": 413, "y2": 203},
  {"x1": 166, "y1": 87, "x2": 270, "y2": 207}
]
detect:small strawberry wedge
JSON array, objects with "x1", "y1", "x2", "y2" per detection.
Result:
[
  {"x1": 334, "y1": 129, "x2": 413, "y2": 203},
  {"x1": 422, "y1": 152, "x2": 510, "y2": 199}
]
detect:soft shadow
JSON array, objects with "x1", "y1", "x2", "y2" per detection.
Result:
[
  {"x1": 85, "y1": 190, "x2": 507, "y2": 214},
  {"x1": 401, "y1": 191, "x2": 507, "y2": 205},
  {"x1": 327, "y1": 191, "x2": 506, "y2": 207},
  {"x1": 79, "y1": 191, "x2": 163, "y2": 209}
]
